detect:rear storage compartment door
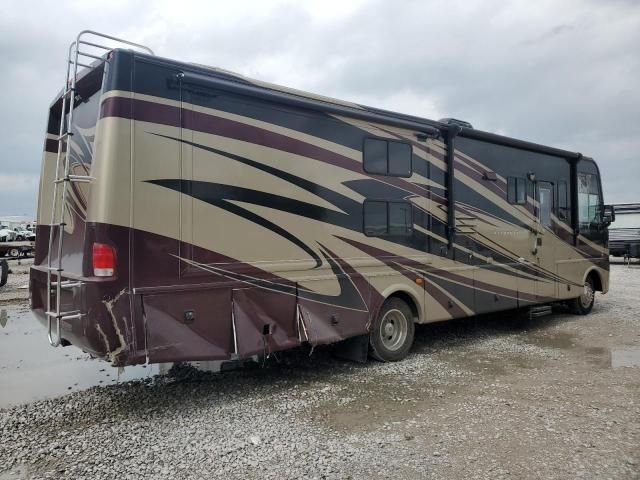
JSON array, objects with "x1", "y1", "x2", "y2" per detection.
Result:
[{"x1": 143, "y1": 289, "x2": 233, "y2": 362}]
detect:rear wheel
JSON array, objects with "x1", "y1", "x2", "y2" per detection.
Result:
[
  {"x1": 569, "y1": 276, "x2": 595, "y2": 315},
  {"x1": 8, "y1": 248, "x2": 20, "y2": 258},
  {"x1": 369, "y1": 297, "x2": 415, "y2": 362}
]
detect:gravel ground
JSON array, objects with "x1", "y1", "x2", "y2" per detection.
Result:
[
  {"x1": 1, "y1": 261, "x2": 639, "y2": 479},
  {"x1": 0, "y1": 258, "x2": 32, "y2": 306}
]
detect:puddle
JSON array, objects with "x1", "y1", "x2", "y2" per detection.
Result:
[
  {"x1": 527, "y1": 331, "x2": 577, "y2": 350},
  {"x1": 611, "y1": 348, "x2": 640, "y2": 368},
  {"x1": 0, "y1": 306, "x2": 221, "y2": 408}
]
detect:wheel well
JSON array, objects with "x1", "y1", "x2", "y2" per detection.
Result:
[
  {"x1": 587, "y1": 270, "x2": 603, "y2": 292},
  {"x1": 388, "y1": 291, "x2": 419, "y2": 322}
]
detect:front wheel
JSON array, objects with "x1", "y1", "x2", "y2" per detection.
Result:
[
  {"x1": 369, "y1": 297, "x2": 415, "y2": 362},
  {"x1": 569, "y1": 277, "x2": 595, "y2": 315}
]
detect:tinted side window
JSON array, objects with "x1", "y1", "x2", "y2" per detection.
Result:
[
  {"x1": 507, "y1": 177, "x2": 527, "y2": 205},
  {"x1": 363, "y1": 138, "x2": 412, "y2": 177},
  {"x1": 507, "y1": 177, "x2": 517, "y2": 203},
  {"x1": 389, "y1": 202, "x2": 413, "y2": 235},
  {"x1": 363, "y1": 138, "x2": 387, "y2": 175},
  {"x1": 538, "y1": 184, "x2": 553, "y2": 227},
  {"x1": 364, "y1": 201, "x2": 387, "y2": 236},
  {"x1": 388, "y1": 142, "x2": 412, "y2": 176},
  {"x1": 557, "y1": 181, "x2": 569, "y2": 221},
  {"x1": 516, "y1": 178, "x2": 527, "y2": 204},
  {"x1": 364, "y1": 201, "x2": 413, "y2": 236},
  {"x1": 578, "y1": 173, "x2": 601, "y2": 226}
]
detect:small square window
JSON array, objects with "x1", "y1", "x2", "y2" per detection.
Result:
[
  {"x1": 363, "y1": 137, "x2": 412, "y2": 177},
  {"x1": 364, "y1": 200, "x2": 412, "y2": 237}
]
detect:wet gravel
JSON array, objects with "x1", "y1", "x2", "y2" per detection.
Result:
[{"x1": 1, "y1": 261, "x2": 639, "y2": 479}]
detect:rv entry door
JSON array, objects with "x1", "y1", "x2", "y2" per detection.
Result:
[{"x1": 534, "y1": 181, "x2": 556, "y2": 301}]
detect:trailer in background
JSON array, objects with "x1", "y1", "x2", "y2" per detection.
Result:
[
  {"x1": 610, "y1": 203, "x2": 640, "y2": 261},
  {"x1": 0, "y1": 241, "x2": 35, "y2": 259}
]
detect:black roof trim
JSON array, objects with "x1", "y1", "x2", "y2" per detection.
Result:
[
  {"x1": 112, "y1": 50, "x2": 588, "y2": 161},
  {"x1": 457, "y1": 127, "x2": 583, "y2": 160},
  {"x1": 178, "y1": 70, "x2": 442, "y2": 138}
]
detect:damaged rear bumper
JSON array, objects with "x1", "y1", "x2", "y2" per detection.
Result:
[{"x1": 29, "y1": 265, "x2": 140, "y2": 366}]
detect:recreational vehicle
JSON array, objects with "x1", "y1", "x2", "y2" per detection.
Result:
[{"x1": 30, "y1": 32, "x2": 613, "y2": 366}]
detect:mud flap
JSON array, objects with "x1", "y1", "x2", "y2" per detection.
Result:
[
  {"x1": 232, "y1": 287, "x2": 299, "y2": 358},
  {"x1": 332, "y1": 334, "x2": 369, "y2": 363}
]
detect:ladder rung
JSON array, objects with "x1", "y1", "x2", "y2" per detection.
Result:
[
  {"x1": 70, "y1": 60, "x2": 93, "y2": 69},
  {"x1": 45, "y1": 266, "x2": 65, "y2": 272},
  {"x1": 77, "y1": 50, "x2": 104, "y2": 61},
  {"x1": 45, "y1": 311, "x2": 84, "y2": 321},
  {"x1": 51, "y1": 281, "x2": 83, "y2": 289},
  {"x1": 62, "y1": 88, "x2": 76, "y2": 99},
  {"x1": 78, "y1": 40, "x2": 112, "y2": 50},
  {"x1": 57, "y1": 132, "x2": 74, "y2": 140},
  {"x1": 69, "y1": 174, "x2": 94, "y2": 182},
  {"x1": 54, "y1": 175, "x2": 94, "y2": 184}
]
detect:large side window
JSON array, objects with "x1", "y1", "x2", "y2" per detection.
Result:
[
  {"x1": 363, "y1": 138, "x2": 412, "y2": 177},
  {"x1": 364, "y1": 200, "x2": 413, "y2": 236},
  {"x1": 557, "y1": 180, "x2": 569, "y2": 222},
  {"x1": 507, "y1": 177, "x2": 527, "y2": 205},
  {"x1": 578, "y1": 173, "x2": 601, "y2": 227}
]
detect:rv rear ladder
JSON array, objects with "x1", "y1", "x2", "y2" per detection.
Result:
[{"x1": 45, "y1": 31, "x2": 153, "y2": 347}]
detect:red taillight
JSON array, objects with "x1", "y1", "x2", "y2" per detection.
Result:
[{"x1": 92, "y1": 243, "x2": 115, "y2": 277}]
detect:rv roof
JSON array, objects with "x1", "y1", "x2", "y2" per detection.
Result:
[
  {"x1": 143, "y1": 51, "x2": 589, "y2": 162},
  {"x1": 50, "y1": 47, "x2": 592, "y2": 163}
]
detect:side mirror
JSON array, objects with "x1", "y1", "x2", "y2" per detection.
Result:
[{"x1": 602, "y1": 204, "x2": 615, "y2": 226}]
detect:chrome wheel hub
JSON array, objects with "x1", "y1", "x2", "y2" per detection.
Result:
[
  {"x1": 379, "y1": 309, "x2": 408, "y2": 351},
  {"x1": 579, "y1": 282, "x2": 594, "y2": 309}
]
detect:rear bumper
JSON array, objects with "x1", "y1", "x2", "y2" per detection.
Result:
[{"x1": 29, "y1": 265, "x2": 143, "y2": 366}]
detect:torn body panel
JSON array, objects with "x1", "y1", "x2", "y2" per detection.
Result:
[{"x1": 232, "y1": 286, "x2": 299, "y2": 357}]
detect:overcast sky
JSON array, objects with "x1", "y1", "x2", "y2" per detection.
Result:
[{"x1": 1, "y1": 0, "x2": 639, "y2": 217}]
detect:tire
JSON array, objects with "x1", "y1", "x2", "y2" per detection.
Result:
[
  {"x1": 8, "y1": 248, "x2": 20, "y2": 258},
  {"x1": 369, "y1": 297, "x2": 415, "y2": 362},
  {"x1": 0, "y1": 260, "x2": 8, "y2": 287},
  {"x1": 16, "y1": 235, "x2": 24, "y2": 241},
  {"x1": 569, "y1": 276, "x2": 596, "y2": 315}
]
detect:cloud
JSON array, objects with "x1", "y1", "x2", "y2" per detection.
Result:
[{"x1": 0, "y1": 0, "x2": 639, "y2": 217}]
